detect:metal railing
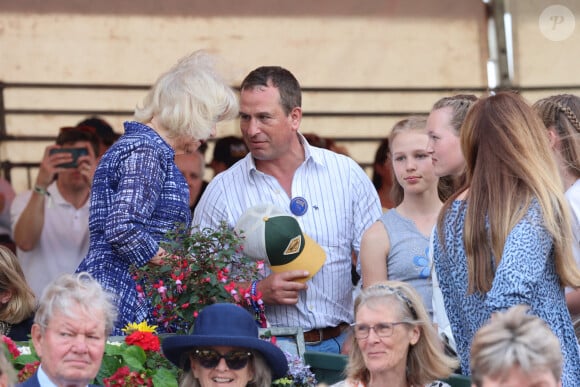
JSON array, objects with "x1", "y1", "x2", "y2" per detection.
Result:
[{"x1": 2, "y1": 81, "x2": 578, "y2": 185}]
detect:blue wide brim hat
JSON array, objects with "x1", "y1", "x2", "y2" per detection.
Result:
[{"x1": 162, "y1": 303, "x2": 289, "y2": 380}]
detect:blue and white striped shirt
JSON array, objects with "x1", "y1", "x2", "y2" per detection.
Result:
[{"x1": 193, "y1": 137, "x2": 381, "y2": 330}]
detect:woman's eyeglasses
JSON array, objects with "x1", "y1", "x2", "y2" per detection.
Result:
[
  {"x1": 351, "y1": 322, "x2": 411, "y2": 339},
  {"x1": 192, "y1": 349, "x2": 252, "y2": 370}
]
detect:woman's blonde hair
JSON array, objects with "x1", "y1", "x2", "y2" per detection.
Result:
[
  {"x1": 533, "y1": 94, "x2": 580, "y2": 180},
  {"x1": 430, "y1": 94, "x2": 479, "y2": 197},
  {"x1": 0, "y1": 246, "x2": 36, "y2": 324},
  {"x1": 134, "y1": 50, "x2": 238, "y2": 141},
  {"x1": 388, "y1": 116, "x2": 449, "y2": 204},
  {"x1": 439, "y1": 91, "x2": 580, "y2": 293},
  {"x1": 431, "y1": 94, "x2": 479, "y2": 136},
  {"x1": 345, "y1": 281, "x2": 457, "y2": 386},
  {"x1": 388, "y1": 116, "x2": 426, "y2": 205},
  {"x1": 470, "y1": 305, "x2": 562, "y2": 387}
]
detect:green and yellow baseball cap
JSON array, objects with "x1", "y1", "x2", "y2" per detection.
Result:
[{"x1": 234, "y1": 203, "x2": 326, "y2": 283}]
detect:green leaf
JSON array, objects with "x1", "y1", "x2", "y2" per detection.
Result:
[
  {"x1": 96, "y1": 355, "x2": 123, "y2": 383},
  {"x1": 152, "y1": 368, "x2": 178, "y2": 387},
  {"x1": 121, "y1": 345, "x2": 147, "y2": 371},
  {"x1": 272, "y1": 377, "x2": 293, "y2": 385},
  {"x1": 105, "y1": 343, "x2": 127, "y2": 356},
  {"x1": 13, "y1": 354, "x2": 39, "y2": 366}
]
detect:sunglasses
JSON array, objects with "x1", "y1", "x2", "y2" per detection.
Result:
[{"x1": 192, "y1": 349, "x2": 252, "y2": 370}]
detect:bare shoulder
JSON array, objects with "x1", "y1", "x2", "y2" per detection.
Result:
[{"x1": 363, "y1": 221, "x2": 388, "y2": 242}]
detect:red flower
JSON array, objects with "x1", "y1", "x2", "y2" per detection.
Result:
[
  {"x1": 128, "y1": 222, "x2": 265, "y2": 334},
  {"x1": 125, "y1": 331, "x2": 161, "y2": 352},
  {"x1": 224, "y1": 282, "x2": 234, "y2": 292},
  {"x1": 104, "y1": 366, "x2": 153, "y2": 387},
  {"x1": 1, "y1": 335, "x2": 20, "y2": 359},
  {"x1": 171, "y1": 273, "x2": 184, "y2": 282},
  {"x1": 17, "y1": 361, "x2": 40, "y2": 383}
]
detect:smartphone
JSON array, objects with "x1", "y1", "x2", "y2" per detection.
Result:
[{"x1": 49, "y1": 147, "x2": 89, "y2": 168}]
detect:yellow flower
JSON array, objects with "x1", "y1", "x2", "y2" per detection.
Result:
[{"x1": 121, "y1": 321, "x2": 158, "y2": 334}]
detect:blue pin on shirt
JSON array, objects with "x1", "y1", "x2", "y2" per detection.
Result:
[{"x1": 290, "y1": 196, "x2": 308, "y2": 216}]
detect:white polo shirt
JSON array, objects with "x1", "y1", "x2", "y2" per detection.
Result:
[{"x1": 11, "y1": 182, "x2": 90, "y2": 298}]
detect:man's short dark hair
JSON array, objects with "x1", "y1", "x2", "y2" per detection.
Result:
[
  {"x1": 77, "y1": 117, "x2": 118, "y2": 147},
  {"x1": 56, "y1": 125, "x2": 100, "y2": 156},
  {"x1": 240, "y1": 66, "x2": 301, "y2": 115},
  {"x1": 212, "y1": 136, "x2": 248, "y2": 168}
]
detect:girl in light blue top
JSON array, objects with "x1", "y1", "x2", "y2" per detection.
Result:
[{"x1": 360, "y1": 117, "x2": 442, "y2": 318}]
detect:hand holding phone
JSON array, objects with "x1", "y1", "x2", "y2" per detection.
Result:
[{"x1": 48, "y1": 147, "x2": 89, "y2": 168}]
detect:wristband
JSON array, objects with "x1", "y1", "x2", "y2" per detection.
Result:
[
  {"x1": 33, "y1": 185, "x2": 50, "y2": 196},
  {"x1": 251, "y1": 280, "x2": 259, "y2": 297},
  {"x1": 249, "y1": 280, "x2": 266, "y2": 328}
]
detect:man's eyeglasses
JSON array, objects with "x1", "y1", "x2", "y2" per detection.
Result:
[
  {"x1": 351, "y1": 322, "x2": 411, "y2": 340},
  {"x1": 192, "y1": 349, "x2": 252, "y2": 370}
]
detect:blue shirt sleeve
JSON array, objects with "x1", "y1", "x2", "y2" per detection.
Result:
[{"x1": 104, "y1": 144, "x2": 165, "y2": 266}]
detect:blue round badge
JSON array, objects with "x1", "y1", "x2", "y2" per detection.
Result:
[{"x1": 290, "y1": 196, "x2": 308, "y2": 216}]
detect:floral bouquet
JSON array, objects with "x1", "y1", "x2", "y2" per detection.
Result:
[
  {"x1": 131, "y1": 222, "x2": 266, "y2": 334},
  {"x1": 1, "y1": 335, "x2": 40, "y2": 382},
  {"x1": 99, "y1": 322, "x2": 178, "y2": 387},
  {"x1": 273, "y1": 351, "x2": 318, "y2": 387}
]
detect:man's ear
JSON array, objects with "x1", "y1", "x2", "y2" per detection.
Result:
[
  {"x1": 31, "y1": 324, "x2": 43, "y2": 358},
  {"x1": 289, "y1": 107, "x2": 302, "y2": 132}
]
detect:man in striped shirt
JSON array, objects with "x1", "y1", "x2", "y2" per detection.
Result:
[{"x1": 193, "y1": 66, "x2": 381, "y2": 354}]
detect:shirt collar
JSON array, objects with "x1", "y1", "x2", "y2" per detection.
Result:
[
  {"x1": 245, "y1": 132, "x2": 323, "y2": 176},
  {"x1": 36, "y1": 365, "x2": 89, "y2": 387},
  {"x1": 48, "y1": 182, "x2": 89, "y2": 209},
  {"x1": 298, "y1": 132, "x2": 324, "y2": 166},
  {"x1": 123, "y1": 121, "x2": 175, "y2": 156}
]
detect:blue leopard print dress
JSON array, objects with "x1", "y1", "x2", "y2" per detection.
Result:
[{"x1": 433, "y1": 199, "x2": 580, "y2": 387}]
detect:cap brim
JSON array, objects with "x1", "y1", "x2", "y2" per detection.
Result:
[
  {"x1": 269, "y1": 233, "x2": 326, "y2": 283},
  {"x1": 162, "y1": 335, "x2": 289, "y2": 379}
]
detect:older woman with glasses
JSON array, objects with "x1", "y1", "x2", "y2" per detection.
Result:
[
  {"x1": 162, "y1": 303, "x2": 288, "y2": 387},
  {"x1": 332, "y1": 281, "x2": 457, "y2": 387}
]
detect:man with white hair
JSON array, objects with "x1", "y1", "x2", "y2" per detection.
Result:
[{"x1": 18, "y1": 272, "x2": 117, "y2": 387}]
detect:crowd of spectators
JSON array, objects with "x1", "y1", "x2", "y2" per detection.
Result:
[{"x1": 0, "y1": 50, "x2": 579, "y2": 386}]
